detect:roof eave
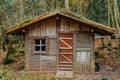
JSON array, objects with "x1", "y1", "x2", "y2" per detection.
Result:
[{"x1": 6, "y1": 10, "x2": 117, "y2": 35}]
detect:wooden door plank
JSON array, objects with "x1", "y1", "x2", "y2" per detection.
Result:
[
  {"x1": 60, "y1": 54, "x2": 72, "y2": 63},
  {"x1": 58, "y1": 33, "x2": 73, "y2": 71},
  {"x1": 59, "y1": 47, "x2": 72, "y2": 49},
  {"x1": 59, "y1": 38, "x2": 72, "y2": 49},
  {"x1": 60, "y1": 38, "x2": 73, "y2": 40}
]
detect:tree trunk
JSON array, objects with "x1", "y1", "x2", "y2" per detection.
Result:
[
  {"x1": 101, "y1": 37, "x2": 105, "y2": 46},
  {"x1": 113, "y1": 0, "x2": 119, "y2": 29},
  {"x1": 65, "y1": 0, "x2": 69, "y2": 10}
]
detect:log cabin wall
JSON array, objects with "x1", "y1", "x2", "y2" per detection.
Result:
[
  {"x1": 59, "y1": 17, "x2": 94, "y2": 73},
  {"x1": 74, "y1": 33, "x2": 94, "y2": 73},
  {"x1": 25, "y1": 17, "x2": 57, "y2": 72},
  {"x1": 25, "y1": 16, "x2": 94, "y2": 73}
]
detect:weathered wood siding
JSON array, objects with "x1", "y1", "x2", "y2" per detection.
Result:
[
  {"x1": 60, "y1": 18, "x2": 79, "y2": 31},
  {"x1": 25, "y1": 16, "x2": 94, "y2": 73},
  {"x1": 60, "y1": 19, "x2": 79, "y2": 32},
  {"x1": 28, "y1": 17, "x2": 56, "y2": 37},
  {"x1": 40, "y1": 56, "x2": 56, "y2": 71},
  {"x1": 25, "y1": 17, "x2": 57, "y2": 72},
  {"x1": 60, "y1": 18, "x2": 91, "y2": 32},
  {"x1": 59, "y1": 17, "x2": 94, "y2": 73},
  {"x1": 74, "y1": 33, "x2": 94, "y2": 73}
]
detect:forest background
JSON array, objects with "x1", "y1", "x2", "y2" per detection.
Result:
[{"x1": 0, "y1": 0, "x2": 120, "y2": 79}]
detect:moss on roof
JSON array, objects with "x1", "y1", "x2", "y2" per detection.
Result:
[{"x1": 6, "y1": 10, "x2": 117, "y2": 35}]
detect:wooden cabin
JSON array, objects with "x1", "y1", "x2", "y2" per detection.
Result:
[{"x1": 6, "y1": 10, "x2": 116, "y2": 74}]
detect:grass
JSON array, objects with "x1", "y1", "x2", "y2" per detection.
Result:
[
  {"x1": 0, "y1": 64, "x2": 119, "y2": 80},
  {"x1": 5, "y1": 73, "x2": 57, "y2": 80}
]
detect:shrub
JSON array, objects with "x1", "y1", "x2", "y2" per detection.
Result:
[
  {"x1": 50, "y1": 76, "x2": 56, "y2": 80},
  {"x1": 107, "y1": 47, "x2": 113, "y2": 51},
  {"x1": 113, "y1": 51, "x2": 120, "y2": 59},
  {"x1": 19, "y1": 50, "x2": 24, "y2": 55},
  {"x1": 99, "y1": 54, "x2": 105, "y2": 59},
  {"x1": 97, "y1": 45, "x2": 106, "y2": 50},
  {"x1": 0, "y1": 72, "x2": 7, "y2": 80},
  {"x1": 41, "y1": 75, "x2": 47, "y2": 80},
  {"x1": 101, "y1": 77, "x2": 107, "y2": 80},
  {"x1": 3, "y1": 57, "x2": 15, "y2": 64},
  {"x1": 10, "y1": 47, "x2": 17, "y2": 54},
  {"x1": 107, "y1": 43, "x2": 112, "y2": 46},
  {"x1": 95, "y1": 50, "x2": 100, "y2": 57},
  {"x1": 95, "y1": 50, "x2": 105, "y2": 59},
  {"x1": 1, "y1": 44, "x2": 6, "y2": 51}
]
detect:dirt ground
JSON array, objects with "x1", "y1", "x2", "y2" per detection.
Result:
[{"x1": 95, "y1": 38, "x2": 120, "y2": 72}]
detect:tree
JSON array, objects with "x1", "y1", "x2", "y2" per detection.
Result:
[
  {"x1": 65, "y1": 0, "x2": 70, "y2": 10},
  {"x1": 108, "y1": 0, "x2": 120, "y2": 29}
]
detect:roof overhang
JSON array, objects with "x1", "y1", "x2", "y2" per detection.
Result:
[{"x1": 6, "y1": 10, "x2": 117, "y2": 35}]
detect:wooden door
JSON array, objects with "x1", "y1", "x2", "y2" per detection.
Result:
[{"x1": 58, "y1": 33, "x2": 73, "y2": 71}]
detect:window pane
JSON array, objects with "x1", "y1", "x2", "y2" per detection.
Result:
[
  {"x1": 41, "y1": 46, "x2": 46, "y2": 51},
  {"x1": 41, "y1": 40, "x2": 45, "y2": 44},
  {"x1": 35, "y1": 46, "x2": 40, "y2": 51},
  {"x1": 35, "y1": 40, "x2": 40, "y2": 45}
]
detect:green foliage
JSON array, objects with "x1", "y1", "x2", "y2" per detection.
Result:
[
  {"x1": 107, "y1": 47, "x2": 113, "y2": 51},
  {"x1": 0, "y1": 0, "x2": 120, "y2": 30},
  {"x1": 41, "y1": 75, "x2": 47, "y2": 80},
  {"x1": 5, "y1": 73, "x2": 59, "y2": 80},
  {"x1": 86, "y1": 0, "x2": 108, "y2": 25},
  {"x1": 99, "y1": 54, "x2": 105, "y2": 59},
  {"x1": 1, "y1": 43, "x2": 6, "y2": 51},
  {"x1": 19, "y1": 50, "x2": 24, "y2": 54},
  {"x1": 107, "y1": 42, "x2": 114, "y2": 51},
  {"x1": 97, "y1": 45, "x2": 106, "y2": 50},
  {"x1": 50, "y1": 76, "x2": 56, "y2": 80},
  {"x1": 113, "y1": 51, "x2": 120, "y2": 59},
  {"x1": 118, "y1": 39, "x2": 120, "y2": 49},
  {"x1": 3, "y1": 56, "x2": 15, "y2": 64},
  {"x1": 94, "y1": 50, "x2": 105, "y2": 59},
  {"x1": 95, "y1": 50, "x2": 100, "y2": 57},
  {"x1": 0, "y1": 27, "x2": 9, "y2": 51},
  {"x1": 9, "y1": 47, "x2": 17, "y2": 55},
  {"x1": 101, "y1": 77, "x2": 108, "y2": 80},
  {"x1": 0, "y1": 72, "x2": 7, "y2": 80}
]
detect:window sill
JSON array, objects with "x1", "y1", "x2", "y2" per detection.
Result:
[{"x1": 34, "y1": 51, "x2": 47, "y2": 55}]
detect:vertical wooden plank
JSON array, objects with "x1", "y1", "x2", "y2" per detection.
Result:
[
  {"x1": 70, "y1": 21, "x2": 79, "y2": 31},
  {"x1": 75, "y1": 33, "x2": 94, "y2": 73},
  {"x1": 60, "y1": 18, "x2": 80, "y2": 32},
  {"x1": 90, "y1": 33, "x2": 95, "y2": 72},
  {"x1": 73, "y1": 33, "x2": 76, "y2": 72},
  {"x1": 60, "y1": 19, "x2": 70, "y2": 31},
  {"x1": 60, "y1": 19, "x2": 64, "y2": 31},
  {"x1": 49, "y1": 38, "x2": 57, "y2": 54},
  {"x1": 28, "y1": 17, "x2": 57, "y2": 37},
  {"x1": 56, "y1": 19, "x2": 59, "y2": 71},
  {"x1": 36, "y1": 23, "x2": 40, "y2": 37},
  {"x1": 28, "y1": 27, "x2": 31, "y2": 37},
  {"x1": 39, "y1": 22, "x2": 42, "y2": 36},
  {"x1": 43, "y1": 20, "x2": 46, "y2": 36},
  {"x1": 56, "y1": 16, "x2": 61, "y2": 71},
  {"x1": 41, "y1": 55, "x2": 56, "y2": 72},
  {"x1": 26, "y1": 37, "x2": 33, "y2": 71},
  {"x1": 25, "y1": 32, "x2": 29, "y2": 71}
]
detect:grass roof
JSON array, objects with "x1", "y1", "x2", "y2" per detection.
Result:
[{"x1": 6, "y1": 10, "x2": 117, "y2": 35}]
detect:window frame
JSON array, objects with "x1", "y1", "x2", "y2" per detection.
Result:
[{"x1": 33, "y1": 36, "x2": 49, "y2": 55}]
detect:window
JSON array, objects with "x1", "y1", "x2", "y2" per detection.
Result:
[
  {"x1": 33, "y1": 37, "x2": 49, "y2": 55},
  {"x1": 35, "y1": 39, "x2": 46, "y2": 51}
]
